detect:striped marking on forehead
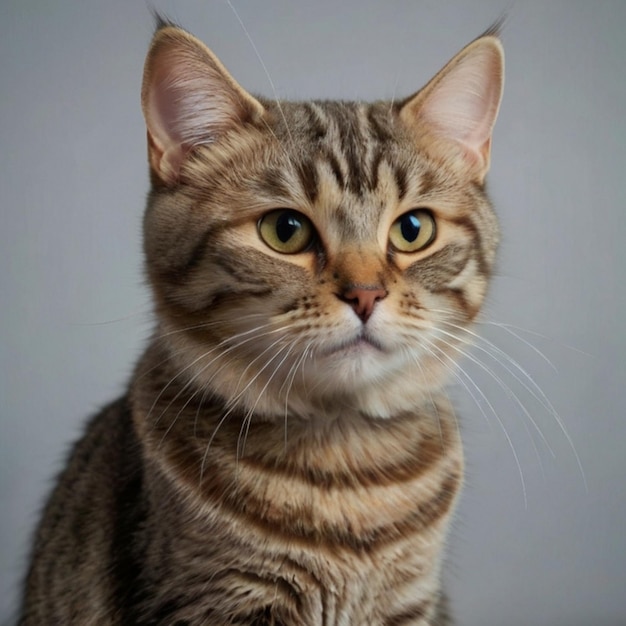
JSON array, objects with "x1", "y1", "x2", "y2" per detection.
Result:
[
  {"x1": 276, "y1": 102, "x2": 415, "y2": 239},
  {"x1": 269, "y1": 101, "x2": 409, "y2": 197},
  {"x1": 259, "y1": 99, "x2": 446, "y2": 244},
  {"x1": 302, "y1": 101, "x2": 396, "y2": 197}
]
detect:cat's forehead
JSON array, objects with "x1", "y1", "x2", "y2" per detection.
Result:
[
  {"x1": 259, "y1": 99, "x2": 438, "y2": 242},
  {"x1": 269, "y1": 99, "x2": 402, "y2": 186}
]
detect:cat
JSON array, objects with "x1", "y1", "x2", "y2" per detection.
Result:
[{"x1": 18, "y1": 17, "x2": 504, "y2": 626}]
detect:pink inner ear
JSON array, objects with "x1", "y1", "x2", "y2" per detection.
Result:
[
  {"x1": 414, "y1": 38, "x2": 504, "y2": 173},
  {"x1": 146, "y1": 62, "x2": 185, "y2": 154},
  {"x1": 141, "y1": 30, "x2": 265, "y2": 183},
  {"x1": 145, "y1": 49, "x2": 234, "y2": 157}
]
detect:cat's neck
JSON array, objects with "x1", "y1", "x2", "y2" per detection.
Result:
[
  {"x1": 140, "y1": 322, "x2": 456, "y2": 422},
  {"x1": 131, "y1": 337, "x2": 459, "y2": 459},
  {"x1": 131, "y1": 340, "x2": 462, "y2": 545}
]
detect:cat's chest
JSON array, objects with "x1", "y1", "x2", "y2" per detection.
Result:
[
  {"x1": 138, "y1": 410, "x2": 461, "y2": 625},
  {"x1": 141, "y1": 513, "x2": 445, "y2": 625},
  {"x1": 142, "y1": 400, "x2": 462, "y2": 547}
]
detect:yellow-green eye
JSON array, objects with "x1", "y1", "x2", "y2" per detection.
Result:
[
  {"x1": 258, "y1": 209, "x2": 314, "y2": 254},
  {"x1": 389, "y1": 209, "x2": 436, "y2": 253}
]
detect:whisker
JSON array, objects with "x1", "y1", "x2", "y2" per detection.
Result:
[
  {"x1": 201, "y1": 331, "x2": 297, "y2": 476},
  {"x1": 135, "y1": 318, "x2": 273, "y2": 386},
  {"x1": 237, "y1": 342, "x2": 297, "y2": 461},
  {"x1": 201, "y1": 409, "x2": 234, "y2": 481},
  {"x1": 484, "y1": 321, "x2": 594, "y2": 358},
  {"x1": 435, "y1": 323, "x2": 587, "y2": 489},
  {"x1": 193, "y1": 385, "x2": 212, "y2": 439},
  {"x1": 225, "y1": 0, "x2": 296, "y2": 150},
  {"x1": 420, "y1": 337, "x2": 528, "y2": 507},
  {"x1": 488, "y1": 324, "x2": 557, "y2": 370},
  {"x1": 226, "y1": 331, "x2": 294, "y2": 409},
  {"x1": 148, "y1": 323, "x2": 289, "y2": 430},
  {"x1": 70, "y1": 308, "x2": 151, "y2": 326},
  {"x1": 434, "y1": 329, "x2": 556, "y2": 458},
  {"x1": 400, "y1": 345, "x2": 448, "y2": 444},
  {"x1": 156, "y1": 313, "x2": 267, "y2": 339},
  {"x1": 280, "y1": 339, "x2": 315, "y2": 449}
]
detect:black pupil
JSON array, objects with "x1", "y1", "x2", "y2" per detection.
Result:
[
  {"x1": 401, "y1": 213, "x2": 421, "y2": 242},
  {"x1": 276, "y1": 212, "x2": 301, "y2": 243}
]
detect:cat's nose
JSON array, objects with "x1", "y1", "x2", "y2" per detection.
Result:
[{"x1": 339, "y1": 285, "x2": 388, "y2": 323}]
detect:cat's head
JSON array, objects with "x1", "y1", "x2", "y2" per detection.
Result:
[{"x1": 140, "y1": 24, "x2": 504, "y2": 420}]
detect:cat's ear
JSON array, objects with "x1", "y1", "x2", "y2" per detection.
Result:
[
  {"x1": 399, "y1": 36, "x2": 504, "y2": 182},
  {"x1": 141, "y1": 26, "x2": 265, "y2": 185}
]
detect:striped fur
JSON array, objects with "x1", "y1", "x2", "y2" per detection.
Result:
[{"x1": 20, "y1": 23, "x2": 504, "y2": 625}]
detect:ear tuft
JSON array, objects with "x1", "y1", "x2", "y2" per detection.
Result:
[
  {"x1": 141, "y1": 26, "x2": 265, "y2": 185},
  {"x1": 399, "y1": 36, "x2": 504, "y2": 181}
]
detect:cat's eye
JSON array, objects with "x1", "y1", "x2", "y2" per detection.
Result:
[
  {"x1": 388, "y1": 209, "x2": 436, "y2": 253},
  {"x1": 258, "y1": 209, "x2": 315, "y2": 254}
]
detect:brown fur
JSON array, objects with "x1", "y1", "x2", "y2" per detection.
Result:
[{"x1": 19, "y1": 22, "x2": 504, "y2": 625}]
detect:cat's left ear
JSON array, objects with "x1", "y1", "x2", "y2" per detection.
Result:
[
  {"x1": 399, "y1": 36, "x2": 504, "y2": 182},
  {"x1": 141, "y1": 26, "x2": 266, "y2": 185}
]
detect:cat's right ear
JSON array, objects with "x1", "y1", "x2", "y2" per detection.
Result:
[{"x1": 141, "y1": 26, "x2": 265, "y2": 186}]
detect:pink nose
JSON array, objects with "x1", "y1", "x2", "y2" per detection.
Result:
[{"x1": 339, "y1": 285, "x2": 388, "y2": 322}]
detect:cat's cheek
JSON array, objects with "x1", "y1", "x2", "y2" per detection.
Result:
[{"x1": 447, "y1": 261, "x2": 489, "y2": 318}]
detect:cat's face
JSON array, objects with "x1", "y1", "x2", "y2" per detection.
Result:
[{"x1": 141, "y1": 26, "x2": 503, "y2": 420}]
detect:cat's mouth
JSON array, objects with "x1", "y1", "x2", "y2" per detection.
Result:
[{"x1": 321, "y1": 331, "x2": 386, "y2": 357}]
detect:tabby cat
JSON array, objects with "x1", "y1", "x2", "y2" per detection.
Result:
[{"x1": 19, "y1": 19, "x2": 504, "y2": 626}]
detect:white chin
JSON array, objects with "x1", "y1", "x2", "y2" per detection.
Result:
[{"x1": 308, "y1": 345, "x2": 402, "y2": 392}]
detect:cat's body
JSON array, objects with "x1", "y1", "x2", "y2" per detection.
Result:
[{"x1": 19, "y1": 22, "x2": 504, "y2": 626}]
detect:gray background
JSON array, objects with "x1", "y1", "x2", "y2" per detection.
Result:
[{"x1": 1, "y1": 1, "x2": 624, "y2": 624}]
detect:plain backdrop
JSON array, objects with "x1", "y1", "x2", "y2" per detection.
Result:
[{"x1": 1, "y1": 1, "x2": 625, "y2": 624}]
